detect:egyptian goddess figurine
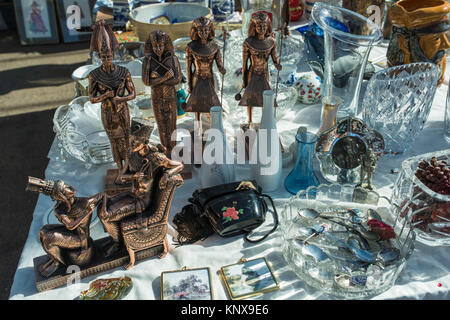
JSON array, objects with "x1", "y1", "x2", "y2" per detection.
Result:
[
  {"x1": 26, "y1": 177, "x2": 103, "y2": 277},
  {"x1": 88, "y1": 20, "x2": 136, "y2": 183},
  {"x1": 142, "y1": 30, "x2": 182, "y2": 157},
  {"x1": 237, "y1": 11, "x2": 282, "y2": 127},
  {"x1": 184, "y1": 16, "x2": 226, "y2": 129},
  {"x1": 386, "y1": 0, "x2": 450, "y2": 85},
  {"x1": 98, "y1": 125, "x2": 184, "y2": 260}
]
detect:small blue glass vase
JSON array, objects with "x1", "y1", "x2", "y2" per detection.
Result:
[{"x1": 285, "y1": 132, "x2": 319, "y2": 195}]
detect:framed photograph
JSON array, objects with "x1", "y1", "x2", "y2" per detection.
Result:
[
  {"x1": 220, "y1": 257, "x2": 280, "y2": 300},
  {"x1": 13, "y1": 0, "x2": 59, "y2": 45},
  {"x1": 55, "y1": 0, "x2": 95, "y2": 43},
  {"x1": 161, "y1": 267, "x2": 213, "y2": 300}
]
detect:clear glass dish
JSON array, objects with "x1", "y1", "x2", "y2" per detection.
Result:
[
  {"x1": 53, "y1": 96, "x2": 142, "y2": 167},
  {"x1": 391, "y1": 149, "x2": 450, "y2": 246},
  {"x1": 280, "y1": 183, "x2": 415, "y2": 298}
]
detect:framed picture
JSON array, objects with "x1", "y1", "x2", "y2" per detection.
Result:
[
  {"x1": 220, "y1": 257, "x2": 280, "y2": 300},
  {"x1": 13, "y1": 0, "x2": 59, "y2": 45},
  {"x1": 161, "y1": 267, "x2": 213, "y2": 300},
  {"x1": 55, "y1": 0, "x2": 95, "y2": 43}
]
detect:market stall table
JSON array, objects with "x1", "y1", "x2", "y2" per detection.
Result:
[{"x1": 8, "y1": 42, "x2": 450, "y2": 300}]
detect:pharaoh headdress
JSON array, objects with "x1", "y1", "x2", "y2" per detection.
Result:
[
  {"x1": 90, "y1": 20, "x2": 118, "y2": 54},
  {"x1": 144, "y1": 30, "x2": 174, "y2": 57},
  {"x1": 248, "y1": 11, "x2": 273, "y2": 37},
  {"x1": 190, "y1": 16, "x2": 215, "y2": 41}
]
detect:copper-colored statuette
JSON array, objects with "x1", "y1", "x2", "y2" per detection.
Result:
[
  {"x1": 386, "y1": 0, "x2": 450, "y2": 85},
  {"x1": 184, "y1": 16, "x2": 226, "y2": 118},
  {"x1": 26, "y1": 127, "x2": 184, "y2": 291},
  {"x1": 26, "y1": 177, "x2": 103, "y2": 278},
  {"x1": 88, "y1": 20, "x2": 136, "y2": 182},
  {"x1": 237, "y1": 11, "x2": 282, "y2": 125},
  {"x1": 142, "y1": 30, "x2": 182, "y2": 157},
  {"x1": 99, "y1": 124, "x2": 184, "y2": 269}
]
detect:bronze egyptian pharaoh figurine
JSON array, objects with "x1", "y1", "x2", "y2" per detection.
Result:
[
  {"x1": 88, "y1": 20, "x2": 136, "y2": 183},
  {"x1": 237, "y1": 11, "x2": 282, "y2": 127},
  {"x1": 26, "y1": 177, "x2": 103, "y2": 278},
  {"x1": 184, "y1": 16, "x2": 226, "y2": 131},
  {"x1": 142, "y1": 30, "x2": 182, "y2": 157},
  {"x1": 98, "y1": 124, "x2": 184, "y2": 267},
  {"x1": 386, "y1": 0, "x2": 450, "y2": 85}
]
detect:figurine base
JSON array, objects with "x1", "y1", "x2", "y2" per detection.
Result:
[
  {"x1": 33, "y1": 236, "x2": 163, "y2": 292},
  {"x1": 104, "y1": 169, "x2": 132, "y2": 195}
]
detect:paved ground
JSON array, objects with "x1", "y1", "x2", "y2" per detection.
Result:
[{"x1": 0, "y1": 30, "x2": 90, "y2": 299}]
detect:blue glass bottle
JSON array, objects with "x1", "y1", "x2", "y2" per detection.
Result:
[{"x1": 285, "y1": 132, "x2": 319, "y2": 195}]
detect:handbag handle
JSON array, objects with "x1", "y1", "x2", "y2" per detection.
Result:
[{"x1": 244, "y1": 193, "x2": 279, "y2": 243}]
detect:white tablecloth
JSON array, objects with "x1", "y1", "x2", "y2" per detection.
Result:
[{"x1": 9, "y1": 42, "x2": 450, "y2": 300}]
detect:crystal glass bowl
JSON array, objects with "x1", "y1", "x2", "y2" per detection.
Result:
[
  {"x1": 391, "y1": 149, "x2": 450, "y2": 246},
  {"x1": 362, "y1": 62, "x2": 440, "y2": 155},
  {"x1": 280, "y1": 184, "x2": 415, "y2": 298},
  {"x1": 53, "y1": 96, "x2": 141, "y2": 167}
]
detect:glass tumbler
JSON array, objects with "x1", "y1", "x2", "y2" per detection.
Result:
[{"x1": 311, "y1": 2, "x2": 382, "y2": 128}]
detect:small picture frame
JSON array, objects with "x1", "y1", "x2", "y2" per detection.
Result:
[
  {"x1": 13, "y1": 0, "x2": 59, "y2": 45},
  {"x1": 55, "y1": 0, "x2": 95, "y2": 43},
  {"x1": 220, "y1": 257, "x2": 280, "y2": 300},
  {"x1": 161, "y1": 267, "x2": 214, "y2": 300}
]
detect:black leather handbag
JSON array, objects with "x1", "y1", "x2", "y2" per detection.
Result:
[{"x1": 173, "y1": 181, "x2": 278, "y2": 245}]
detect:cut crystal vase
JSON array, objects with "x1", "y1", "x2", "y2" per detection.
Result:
[{"x1": 362, "y1": 62, "x2": 440, "y2": 155}]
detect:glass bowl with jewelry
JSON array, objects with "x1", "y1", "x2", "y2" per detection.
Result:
[
  {"x1": 280, "y1": 183, "x2": 415, "y2": 298},
  {"x1": 391, "y1": 149, "x2": 450, "y2": 246}
]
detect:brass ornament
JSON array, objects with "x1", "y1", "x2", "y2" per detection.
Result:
[
  {"x1": 142, "y1": 30, "x2": 182, "y2": 157},
  {"x1": 26, "y1": 177, "x2": 103, "y2": 278},
  {"x1": 238, "y1": 11, "x2": 282, "y2": 125},
  {"x1": 88, "y1": 20, "x2": 136, "y2": 183}
]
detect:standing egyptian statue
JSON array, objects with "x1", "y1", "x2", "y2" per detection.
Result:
[
  {"x1": 237, "y1": 11, "x2": 282, "y2": 126},
  {"x1": 142, "y1": 30, "x2": 182, "y2": 157},
  {"x1": 98, "y1": 125, "x2": 184, "y2": 258},
  {"x1": 88, "y1": 20, "x2": 136, "y2": 183},
  {"x1": 386, "y1": 0, "x2": 450, "y2": 85},
  {"x1": 26, "y1": 177, "x2": 103, "y2": 277},
  {"x1": 184, "y1": 17, "x2": 226, "y2": 128}
]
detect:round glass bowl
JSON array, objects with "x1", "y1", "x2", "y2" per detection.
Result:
[
  {"x1": 280, "y1": 184, "x2": 415, "y2": 298},
  {"x1": 53, "y1": 96, "x2": 141, "y2": 167},
  {"x1": 391, "y1": 149, "x2": 450, "y2": 246}
]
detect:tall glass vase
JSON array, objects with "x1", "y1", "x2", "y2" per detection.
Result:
[
  {"x1": 284, "y1": 132, "x2": 319, "y2": 195},
  {"x1": 312, "y1": 2, "x2": 382, "y2": 132}
]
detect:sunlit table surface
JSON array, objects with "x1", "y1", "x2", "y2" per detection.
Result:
[{"x1": 9, "y1": 42, "x2": 450, "y2": 300}]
